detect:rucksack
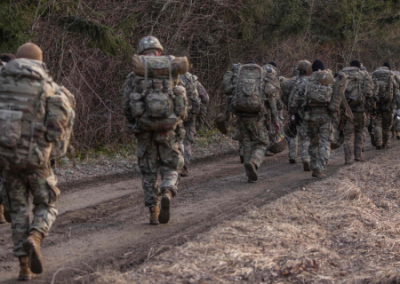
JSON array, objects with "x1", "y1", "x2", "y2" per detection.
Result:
[
  {"x1": 180, "y1": 72, "x2": 201, "y2": 121},
  {"x1": 0, "y1": 59, "x2": 74, "y2": 168},
  {"x1": 232, "y1": 64, "x2": 264, "y2": 113},
  {"x1": 129, "y1": 55, "x2": 188, "y2": 132},
  {"x1": 342, "y1": 67, "x2": 364, "y2": 105},
  {"x1": 263, "y1": 64, "x2": 280, "y2": 97},
  {"x1": 305, "y1": 70, "x2": 333, "y2": 105},
  {"x1": 372, "y1": 67, "x2": 394, "y2": 103},
  {"x1": 48, "y1": 86, "x2": 76, "y2": 160},
  {"x1": 221, "y1": 63, "x2": 241, "y2": 95}
]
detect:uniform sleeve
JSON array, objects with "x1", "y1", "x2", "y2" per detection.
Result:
[
  {"x1": 265, "y1": 92, "x2": 279, "y2": 123},
  {"x1": 288, "y1": 84, "x2": 299, "y2": 113},
  {"x1": 196, "y1": 82, "x2": 209, "y2": 104},
  {"x1": 121, "y1": 72, "x2": 136, "y2": 124}
]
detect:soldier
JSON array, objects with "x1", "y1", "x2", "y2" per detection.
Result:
[
  {"x1": 222, "y1": 62, "x2": 280, "y2": 182},
  {"x1": 341, "y1": 60, "x2": 374, "y2": 164},
  {"x1": 122, "y1": 36, "x2": 188, "y2": 225},
  {"x1": 371, "y1": 62, "x2": 400, "y2": 149},
  {"x1": 292, "y1": 60, "x2": 335, "y2": 178},
  {"x1": 0, "y1": 43, "x2": 75, "y2": 280},
  {"x1": 285, "y1": 60, "x2": 312, "y2": 170},
  {"x1": 391, "y1": 70, "x2": 400, "y2": 140},
  {"x1": 180, "y1": 72, "x2": 209, "y2": 176},
  {"x1": 263, "y1": 62, "x2": 285, "y2": 155},
  {"x1": 0, "y1": 53, "x2": 15, "y2": 224}
]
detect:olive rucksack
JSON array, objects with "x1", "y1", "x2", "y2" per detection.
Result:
[
  {"x1": 180, "y1": 72, "x2": 201, "y2": 121},
  {"x1": 305, "y1": 70, "x2": 334, "y2": 105},
  {"x1": 372, "y1": 67, "x2": 394, "y2": 103},
  {"x1": 232, "y1": 64, "x2": 264, "y2": 113},
  {"x1": 0, "y1": 59, "x2": 75, "y2": 168},
  {"x1": 129, "y1": 55, "x2": 189, "y2": 131}
]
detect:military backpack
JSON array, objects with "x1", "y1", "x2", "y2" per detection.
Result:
[
  {"x1": 372, "y1": 67, "x2": 394, "y2": 103},
  {"x1": 305, "y1": 70, "x2": 334, "y2": 106},
  {"x1": 128, "y1": 55, "x2": 188, "y2": 132},
  {"x1": 231, "y1": 63, "x2": 264, "y2": 113},
  {"x1": 0, "y1": 59, "x2": 75, "y2": 168}
]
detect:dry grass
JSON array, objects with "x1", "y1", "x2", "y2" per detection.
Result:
[{"x1": 96, "y1": 153, "x2": 400, "y2": 284}]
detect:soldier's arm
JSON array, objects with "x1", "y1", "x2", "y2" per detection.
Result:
[
  {"x1": 121, "y1": 72, "x2": 136, "y2": 124},
  {"x1": 265, "y1": 93, "x2": 279, "y2": 124},
  {"x1": 197, "y1": 82, "x2": 209, "y2": 105},
  {"x1": 288, "y1": 85, "x2": 299, "y2": 113}
]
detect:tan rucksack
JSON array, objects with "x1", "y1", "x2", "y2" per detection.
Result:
[
  {"x1": 372, "y1": 67, "x2": 394, "y2": 103},
  {"x1": 231, "y1": 64, "x2": 264, "y2": 113},
  {"x1": 263, "y1": 64, "x2": 280, "y2": 97},
  {"x1": 305, "y1": 70, "x2": 334, "y2": 105},
  {"x1": 48, "y1": 86, "x2": 76, "y2": 160},
  {"x1": 129, "y1": 55, "x2": 188, "y2": 132},
  {"x1": 0, "y1": 59, "x2": 75, "y2": 168}
]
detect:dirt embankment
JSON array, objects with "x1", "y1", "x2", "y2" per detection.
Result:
[{"x1": 95, "y1": 150, "x2": 400, "y2": 284}]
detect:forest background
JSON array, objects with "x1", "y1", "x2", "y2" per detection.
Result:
[{"x1": 1, "y1": 0, "x2": 400, "y2": 152}]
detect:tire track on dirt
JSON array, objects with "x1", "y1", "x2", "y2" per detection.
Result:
[{"x1": 0, "y1": 141, "x2": 394, "y2": 284}]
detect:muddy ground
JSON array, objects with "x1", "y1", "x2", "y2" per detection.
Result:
[{"x1": 0, "y1": 139, "x2": 396, "y2": 284}]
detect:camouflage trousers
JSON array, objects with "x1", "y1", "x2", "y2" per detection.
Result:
[
  {"x1": 373, "y1": 110, "x2": 392, "y2": 147},
  {"x1": 1, "y1": 164, "x2": 59, "y2": 257},
  {"x1": 305, "y1": 108, "x2": 332, "y2": 173},
  {"x1": 344, "y1": 112, "x2": 365, "y2": 163},
  {"x1": 236, "y1": 115, "x2": 268, "y2": 169},
  {"x1": 183, "y1": 119, "x2": 197, "y2": 169},
  {"x1": 331, "y1": 116, "x2": 344, "y2": 150},
  {"x1": 286, "y1": 121, "x2": 310, "y2": 163},
  {"x1": 136, "y1": 130, "x2": 184, "y2": 208}
]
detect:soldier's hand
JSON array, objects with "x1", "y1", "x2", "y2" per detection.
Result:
[{"x1": 274, "y1": 122, "x2": 281, "y2": 131}]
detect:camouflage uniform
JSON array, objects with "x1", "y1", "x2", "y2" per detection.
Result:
[
  {"x1": 236, "y1": 114, "x2": 269, "y2": 169},
  {"x1": 263, "y1": 64, "x2": 284, "y2": 140},
  {"x1": 181, "y1": 73, "x2": 209, "y2": 173},
  {"x1": 341, "y1": 66, "x2": 373, "y2": 163},
  {"x1": 292, "y1": 67, "x2": 335, "y2": 175},
  {"x1": 122, "y1": 77, "x2": 185, "y2": 207},
  {"x1": 0, "y1": 54, "x2": 74, "y2": 268},
  {"x1": 1, "y1": 165, "x2": 58, "y2": 257},
  {"x1": 287, "y1": 76, "x2": 311, "y2": 164},
  {"x1": 223, "y1": 63, "x2": 279, "y2": 181},
  {"x1": 372, "y1": 66, "x2": 400, "y2": 148}
]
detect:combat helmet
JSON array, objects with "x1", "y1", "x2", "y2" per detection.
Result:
[
  {"x1": 296, "y1": 60, "x2": 311, "y2": 75},
  {"x1": 137, "y1": 36, "x2": 164, "y2": 55}
]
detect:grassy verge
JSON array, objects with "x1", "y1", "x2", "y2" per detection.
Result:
[{"x1": 94, "y1": 150, "x2": 400, "y2": 284}]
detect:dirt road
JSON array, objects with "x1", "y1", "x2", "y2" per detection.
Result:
[{"x1": 0, "y1": 141, "x2": 394, "y2": 283}]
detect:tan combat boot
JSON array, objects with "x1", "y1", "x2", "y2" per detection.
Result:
[
  {"x1": 180, "y1": 165, "x2": 189, "y2": 177},
  {"x1": 245, "y1": 162, "x2": 258, "y2": 183},
  {"x1": 159, "y1": 189, "x2": 173, "y2": 224},
  {"x1": 18, "y1": 256, "x2": 35, "y2": 281},
  {"x1": 23, "y1": 230, "x2": 43, "y2": 274},
  {"x1": 312, "y1": 171, "x2": 326, "y2": 179},
  {"x1": 149, "y1": 206, "x2": 159, "y2": 225},
  {"x1": 0, "y1": 204, "x2": 6, "y2": 224}
]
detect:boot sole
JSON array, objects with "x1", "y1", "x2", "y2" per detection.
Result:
[
  {"x1": 244, "y1": 163, "x2": 258, "y2": 182},
  {"x1": 159, "y1": 196, "x2": 171, "y2": 224},
  {"x1": 18, "y1": 274, "x2": 35, "y2": 281},
  {"x1": 23, "y1": 239, "x2": 43, "y2": 274}
]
